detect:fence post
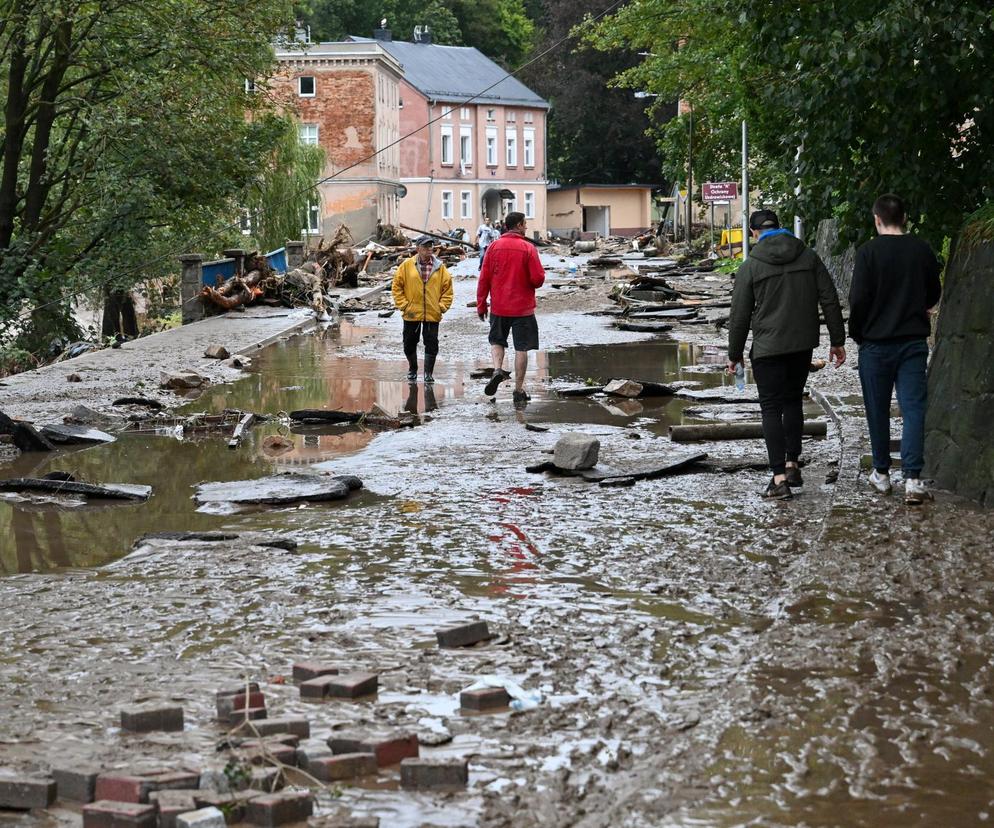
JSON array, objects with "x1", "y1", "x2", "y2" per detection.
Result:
[
  {"x1": 286, "y1": 240, "x2": 305, "y2": 269},
  {"x1": 222, "y1": 248, "x2": 246, "y2": 276},
  {"x1": 179, "y1": 253, "x2": 205, "y2": 324}
]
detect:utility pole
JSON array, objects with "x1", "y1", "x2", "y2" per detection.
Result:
[
  {"x1": 686, "y1": 107, "x2": 693, "y2": 244},
  {"x1": 741, "y1": 120, "x2": 749, "y2": 260}
]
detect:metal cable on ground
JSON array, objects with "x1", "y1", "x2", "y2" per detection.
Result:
[{"x1": 4, "y1": 0, "x2": 628, "y2": 331}]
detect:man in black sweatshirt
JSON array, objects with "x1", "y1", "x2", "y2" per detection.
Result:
[{"x1": 849, "y1": 194, "x2": 942, "y2": 505}]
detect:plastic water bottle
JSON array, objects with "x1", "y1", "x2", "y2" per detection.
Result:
[
  {"x1": 568, "y1": 262, "x2": 578, "y2": 275},
  {"x1": 735, "y1": 362, "x2": 745, "y2": 391}
]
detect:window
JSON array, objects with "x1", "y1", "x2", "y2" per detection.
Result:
[
  {"x1": 524, "y1": 111, "x2": 534, "y2": 124},
  {"x1": 460, "y1": 191, "x2": 472, "y2": 219},
  {"x1": 524, "y1": 191, "x2": 535, "y2": 219},
  {"x1": 460, "y1": 128, "x2": 472, "y2": 166},
  {"x1": 506, "y1": 110, "x2": 516, "y2": 123},
  {"x1": 523, "y1": 128, "x2": 535, "y2": 167},
  {"x1": 505, "y1": 128, "x2": 517, "y2": 167},
  {"x1": 244, "y1": 79, "x2": 256, "y2": 93},
  {"x1": 298, "y1": 76, "x2": 315, "y2": 97},
  {"x1": 442, "y1": 106, "x2": 452, "y2": 120},
  {"x1": 486, "y1": 108, "x2": 496, "y2": 122},
  {"x1": 298, "y1": 123, "x2": 319, "y2": 145},
  {"x1": 441, "y1": 191, "x2": 453, "y2": 219},
  {"x1": 302, "y1": 200, "x2": 320, "y2": 234},
  {"x1": 504, "y1": 193, "x2": 517, "y2": 213},
  {"x1": 461, "y1": 107, "x2": 471, "y2": 121},
  {"x1": 486, "y1": 127, "x2": 498, "y2": 166},
  {"x1": 440, "y1": 125, "x2": 453, "y2": 165}
]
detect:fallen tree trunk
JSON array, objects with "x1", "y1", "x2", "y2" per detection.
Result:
[{"x1": 670, "y1": 421, "x2": 827, "y2": 442}]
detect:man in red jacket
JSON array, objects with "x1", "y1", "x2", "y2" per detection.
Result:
[{"x1": 477, "y1": 212, "x2": 546, "y2": 404}]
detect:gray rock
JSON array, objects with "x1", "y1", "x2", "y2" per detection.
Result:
[
  {"x1": 160, "y1": 370, "x2": 206, "y2": 389},
  {"x1": 553, "y1": 433, "x2": 600, "y2": 470},
  {"x1": 204, "y1": 345, "x2": 230, "y2": 360}
]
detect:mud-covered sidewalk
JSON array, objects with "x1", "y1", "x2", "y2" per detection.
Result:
[{"x1": 2, "y1": 257, "x2": 993, "y2": 828}]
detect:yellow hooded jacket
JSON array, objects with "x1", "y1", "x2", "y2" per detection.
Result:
[{"x1": 392, "y1": 255, "x2": 453, "y2": 322}]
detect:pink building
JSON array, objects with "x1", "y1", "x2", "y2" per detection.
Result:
[{"x1": 354, "y1": 33, "x2": 549, "y2": 238}]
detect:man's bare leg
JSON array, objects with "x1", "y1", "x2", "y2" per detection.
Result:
[
  {"x1": 514, "y1": 350, "x2": 528, "y2": 392},
  {"x1": 491, "y1": 344, "x2": 506, "y2": 373}
]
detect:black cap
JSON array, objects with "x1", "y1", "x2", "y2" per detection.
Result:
[
  {"x1": 414, "y1": 235, "x2": 434, "y2": 247},
  {"x1": 749, "y1": 209, "x2": 780, "y2": 231}
]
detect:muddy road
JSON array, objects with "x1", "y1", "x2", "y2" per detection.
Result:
[{"x1": 2, "y1": 256, "x2": 993, "y2": 827}]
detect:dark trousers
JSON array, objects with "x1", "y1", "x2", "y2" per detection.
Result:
[
  {"x1": 751, "y1": 349, "x2": 812, "y2": 475},
  {"x1": 857, "y1": 339, "x2": 928, "y2": 478},
  {"x1": 402, "y1": 320, "x2": 439, "y2": 370}
]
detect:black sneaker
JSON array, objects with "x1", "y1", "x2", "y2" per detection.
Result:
[
  {"x1": 784, "y1": 465, "x2": 803, "y2": 487},
  {"x1": 484, "y1": 369, "x2": 511, "y2": 396},
  {"x1": 406, "y1": 370, "x2": 417, "y2": 383},
  {"x1": 762, "y1": 477, "x2": 793, "y2": 500},
  {"x1": 423, "y1": 373, "x2": 434, "y2": 385},
  {"x1": 512, "y1": 390, "x2": 531, "y2": 405}
]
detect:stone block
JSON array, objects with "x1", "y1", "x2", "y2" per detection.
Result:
[
  {"x1": 300, "y1": 673, "x2": 376, "y2": 700},
  {"x1": 308, "y1": 753, "x2": 378, "y2": 782},
  {"x1": 176, "y1": 807, "x2": 227, "y2": 828},
  {"x1": 460, "y1": 687, "x2": 511, "y2": 711},
  {"x1": 203, "y1": 345, "x2": 230, "y2": 360},
  {"x1": 52, "y1": 764, "x2": 101, "y2": 802},
  {"x1": 83, "y1": 801, "x2": 158, "y2": 828},
  {"x1": 436, "y1": 620, "x2": 490, "y2": 648},
  {"x1": 328, "y1": 733, "x2": 418, "y2": 767},
  {"x1": 603, "y1": 379, "x2": 643, "y2": 398},
  {"x1": 0, "y1": 777, "x2": 57, "y2": 809},
  {"x1": 120, "y1": 704, "x2": 184, "y2": 733},
  {"x1": 553, "y1": 433, "x2": 600, "y2": 470},
  {"x1": 294, "y1": 742, "x2": 333, "y2": 771},
  {"x1": 291, "y1": 662, "x2": 339, "y2": 683},
  {"x1": 240, "y1": 718, "x2": 310, "y2": 739},
  {"x1": 95, "y1": 771, "x2": 199, "y2": 804},
  {"x1": 400, "y1": 757, "x2": 468, "y2": 789},
  {"x1": 150, "y1": 790, "x2": 198, "y2": 828},
  {"x1": 245, "y1": 790, "x2": 314, "y2": 827}
]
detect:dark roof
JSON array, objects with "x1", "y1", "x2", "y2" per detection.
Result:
[{"x1": 347, "y1": 38, "x2": 548, "y2": 108}]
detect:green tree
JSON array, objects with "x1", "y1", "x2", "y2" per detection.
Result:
[
  {"x1": 0, "y1": 0, "x2": 307, "y2": 353},
  {"x1": 591, "y1": 0, "x2": 994, "y2": 247}
]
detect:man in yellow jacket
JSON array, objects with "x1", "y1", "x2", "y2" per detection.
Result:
[{"x1": 392, "y1": 236, "x2": 454, "y2": 383}]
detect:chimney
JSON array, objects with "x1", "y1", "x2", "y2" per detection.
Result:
[
  {"x1": 374, "y1": 18, "x2": 391, "y2": 41},
  {"x1": 413, "y1": 24, "x2": 432, "y2": 44}
]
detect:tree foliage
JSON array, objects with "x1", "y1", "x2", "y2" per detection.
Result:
[
  {"x1": 591, "y1": 0, "x2": 994, "y2": 247},
  {"x1": 0, "y1": 0, "x2": 311, "y2": 352}
]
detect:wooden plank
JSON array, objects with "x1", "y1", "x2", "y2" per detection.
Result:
[
  {"x1": 670, "y1": 421, "x2": 827, "y2": 442},
  {"x1": 227, "y1": 413, "x2": 256, "y2": 450}
]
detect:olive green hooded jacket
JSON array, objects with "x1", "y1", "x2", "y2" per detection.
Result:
[{"x1": 727, "y1": 233, "x2": 846, "y2": 361}]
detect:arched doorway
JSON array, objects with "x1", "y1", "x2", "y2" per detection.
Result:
[{"x1": 481, "y1": 188, "x2": 502, "y2": 222}]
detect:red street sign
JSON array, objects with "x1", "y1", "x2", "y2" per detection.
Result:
[{"x1": 702, "y1": 182, "x2": 738, "y2": 202}]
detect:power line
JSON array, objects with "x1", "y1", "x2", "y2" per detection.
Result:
[{"x1": 3, "y1": 0, "x2": 629, "y2": 333}]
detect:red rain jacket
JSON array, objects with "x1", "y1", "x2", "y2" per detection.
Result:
[{"x1": 477, "y1": 231, "x2": 546, "y2": 317}]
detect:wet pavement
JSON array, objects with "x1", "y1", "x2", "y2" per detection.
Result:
[{"x1": 2, "y1": 258, "x2": 994, "y2": 827}]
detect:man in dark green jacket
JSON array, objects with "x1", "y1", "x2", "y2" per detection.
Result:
[{"x1": 727, "y1": 209, "x2": 847, "y2": 499}]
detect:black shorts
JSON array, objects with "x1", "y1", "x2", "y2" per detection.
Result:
[{"x1": 489, "y1": 314, "x2": 539, "y2": 352}]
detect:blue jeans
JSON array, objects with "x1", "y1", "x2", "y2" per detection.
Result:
[{"x1": 857, "y1": 339, "x2": 929, "y2": 478}]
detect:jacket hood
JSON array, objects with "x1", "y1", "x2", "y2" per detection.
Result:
[
  {"x1": 749, "y1": 233, "x2": 807, "y2": 265},
  {"x1": 411, "y1": 254, "x2": 444, "y2": 275}
]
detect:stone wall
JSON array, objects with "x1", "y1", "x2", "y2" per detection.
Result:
[
  {"x1": 814, "y1": 218, "x2": 856, "y2": 308},
  {"x1": 924, "y1": 239, "x2": 994, "y2": 505}
]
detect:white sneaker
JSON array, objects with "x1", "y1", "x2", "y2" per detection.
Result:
[
  {"x1": 868, "y1": 469, "x2": 892, "y2": 494},
  {"x1": 904, "y1": 478, "x2": 932, "y2": 505}
]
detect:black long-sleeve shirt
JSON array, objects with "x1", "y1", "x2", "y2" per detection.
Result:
[{"x1": 848, "y1": 234, "x2": 942, "y2": 344}]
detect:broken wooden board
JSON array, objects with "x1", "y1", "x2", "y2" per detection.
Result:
[
  {"x1": 526, "y1": 451, "x2": 707, "y2": 483},
  {"x1": 613, "y1": 322, "x2": 674, "y2": 334},
  {"x1": 289, "y1": 409, "x2": 363, "y2": 425},
  {"x1": 194, "y1": 473, "x2": 362, "y2": 506},
  {"x1": 0, "y1": 478, "x2": 151, "y2": 500},
  {"x1": 553, "y1": 385, "x2": 605, "y2": 397},
  {"x1": 39, "y1": 423, "x2": 116, "y2": 445},
  {"x1": 670, "y1": 421, "x2": 827, "y2": 442},
  {"x1": 227, "y1": 413, "x2": 256, "y2": 449}
]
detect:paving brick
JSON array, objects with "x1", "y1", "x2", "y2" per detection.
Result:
[
  {"x1": 149, "y1": 772, "x2": 201, "y2": 794},
  {"x1": 301, "y1": 673, "x2": 377, "y2": 700},
  {"x1": 294, "y1": 742, "x2": 333, "y2": 771},
  {"x1": 120, "y1": 704, "x2": 184, "y2": 733},
  {"x1": 0, "y1": 777, "x2": 57, "y2": 809},
  {"x1": 228, "y1": 706, "x2": 267, "y2": 724},
  {"x1": 231, "y1": 692, "x2": 266, "y2": 712},
  {"x1": 216, "y1": 683, "x2": 261, "y2": 720},
  {"x1": 291, "y1": 662, "x2": 339, "y2": 683},
  {"x1": 460, "y1": 687, "x2": 511, "y2": 711},
  {"x1": 176, "y1": 807, "x2": 227, "y2": 828},
  {"x1": 435, "y1": 621, "x2": 491, "y2": 648},
  {"x1": 327, "y1": 733, "x2": 418, "y2": 767},
  {"x1": 52, "y1": 764, "x2": 101, "y2": 803},
  {"x1": 82, "y1": 800, "x2": 158, "y2": 828},
  {"x1": 95, "y1": 771, "x2": 200, "y2": 804},
  {"x1": 149, "y1": 790, "x2": 198, "y2": 828},
  {"x1": 400, "y1": 757, "x2": 469, "y2": 789},
  {"x1": 215, "y1": 682, "x2": 260, "y2": 700},
  {"x1": 245, "y1": 790, "x2": 313, "y2": 827},
  {"x1": 236, "y1": 718, "x2": 309, "y2": 739},
  {"x1": 308, "y1": 753, "x2": 378, "y2": 782},
  {"x1": 194, "y1": 791, "x2": 260, "y2": 824},
  {"x1": 237, "y1": 743, "x2": 297, "y2": 767}
]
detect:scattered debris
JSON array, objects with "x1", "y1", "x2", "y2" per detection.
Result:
[{"x1": 193, "y1": 473, "x2": 362, "y2": 506}]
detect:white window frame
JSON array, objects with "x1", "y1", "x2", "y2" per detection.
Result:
[
  {"x1": 460, "y1": 107, "x2": 471, "y2": 121},
  {"x1": 459, "y1": 127, "x2": 472, "y2": 166},
  {"x1": 486, "y1": 127, "x2": 498, "y2": 166},
  {"x1": 504, "y1": 193, "x2": 517, "y2": 213},
  {"x1": 505, "y1": 128, "x2": 517, "y2": 167},
  {"x1": 298, "y1": 123, "x2": 319, "y2": 146},
  {"x1": 298, "y1": 76, "x2": 315, "y2": 97},
  {"x1": 440, "y1": 125, "x2": 453, "y2": 165},
  {"x1": 441, "y1": 190, "x2": 454, "y2": 219},
  {"x1": 506, "y1": 110, "x2": 516, "y2": 123},
  {"x1": 245, "y1": 79, "x2": 256, "y2": 93},
  {"x1": 524, "y1": 191, "x2": 535, "y2": 219},
  {"x1": 524, "y1": 111, "x2": 534, "y2": 124},
  {"x1": 302, "y1": 200, "x2": 320, "y2": 235},
  {"x1": 441, "y1": 105, "x2": 452, "y2": 120},
  {"x1": 460, "y1": 190, "x2": 472, "y2": 219},
  {"x1": 523, "y1": 128, "x2": 535, "y2": 168}
]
